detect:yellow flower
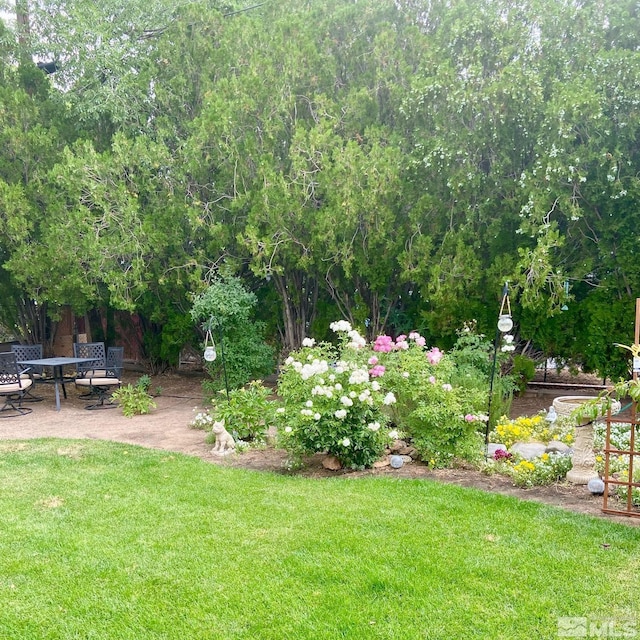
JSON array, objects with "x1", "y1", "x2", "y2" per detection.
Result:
[{"x1": 541, "y1": 453, "x2": 549, "y2": 462}]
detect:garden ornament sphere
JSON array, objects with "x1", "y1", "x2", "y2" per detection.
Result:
[
  {"x1": 204, "y1": 346, "x2": 217, "y2": 362},
  {"x1": 390, "y1": 455, "x2": 404, "y2": 469},
  {"x1": 587, "y1": 478, "x2": 605, "y2": 495},
  {"x1": 497, "y1": 314, "x2": 513, "y2": 333}
]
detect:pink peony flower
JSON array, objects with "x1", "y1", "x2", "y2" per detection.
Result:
[
  {"x1": 369, "y1": 365, "x2": 386, "y2": 378},
  {"x1": 464, "y1": 414, "x2": 476, "y2": 422},
  {"x1": 368, "y1": 356, "x2": 379, "y2": 365},
  {"x1": 429, "y1": 376, "x2": 436, "y2": 384},
  {"x1": 427, "y1": 347, "x2": 443, "y2": 365},
  {"x1": 373, "y1": 335, "x2": 394, "y2": 353}
]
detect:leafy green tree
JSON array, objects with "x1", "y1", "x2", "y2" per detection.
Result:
[{"x1": 190, "y1": 276, "x2": 275, "y2": 391}]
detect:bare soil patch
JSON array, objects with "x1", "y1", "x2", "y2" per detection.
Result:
[{"x1": 0, "y1": 368, "x2": 637, "y2": 526}]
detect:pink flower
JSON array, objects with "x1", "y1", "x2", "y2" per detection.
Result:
[
  {"x1": 442, "y1": 383, "x2": 453, "y2": 392},
  {"x1": 464, "y1": 414, "x2": 476, "y2": 422},
  {"x1": 373, "y1": 335, "x2": 394, "y2": 353},
  {"x1": 415, "y1": 336, "x2": 426, "y2": 347},
  {"x1": 396, "y1": 334, "x2": 407, "y2": 343},
  {"x1": 429, "y1": 376, "x2": 436, "y2": 384},
  {"x1": 368, "y1": 356, "x2": 379, "y2": 365},
  {"x1": 427, "y1": 347, "x2": 443, "y2": 365},
  {"x1": 369, "y1": 365, "x2": 386, "y2": 378},
  {"x1": 396, "y1": 340, "x2": 409, "y2": 350}
]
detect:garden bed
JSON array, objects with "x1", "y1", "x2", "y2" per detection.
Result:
[{"x1": 0, "y1": 369, "x2": 636, "y2": 526}]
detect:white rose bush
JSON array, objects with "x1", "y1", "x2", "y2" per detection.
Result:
[{"x1": 276, "y1": 324, "x2": 393, "y2": 469}]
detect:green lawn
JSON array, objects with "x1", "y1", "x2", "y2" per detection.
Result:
[{"x1": 0, "y1": 439, "x2": 638, "y2": 639}]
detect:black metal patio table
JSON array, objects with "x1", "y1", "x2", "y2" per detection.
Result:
[{"x1": 16, "y1": 357, "x2": 96, "y2": 412}]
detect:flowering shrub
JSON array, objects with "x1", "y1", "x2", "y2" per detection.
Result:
[
  {"x1": 190, "y1": 409, "x2": 215, "y2": 430},
  {"x1": 345, "y1": 328, "x2": 488, "y2": 467},
  {"x1": 276, "y1": 324, "x2": 393, "y2": 469},
  {"x1": 485, "y1": 451, "x2": 572, "y2": 487},
  {"x1": 508, "y1": 453, "x2": 573, "y2": 487},
  {"x1": 491, "y1": 413, "x2": 575, "y2": 448}
]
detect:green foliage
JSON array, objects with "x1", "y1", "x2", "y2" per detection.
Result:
[
  {"x1": 191, "y1": 277, "x2": 275, "y2": 391},
  {"x1": 2, "y1": 0, "x2": 640, "y2": 382},
  {"x1": 111, "y1": 378, "x2": 157, "y2": 417},
  {"x1": 370, "y1": 334, "x2": 488, "y2": 467},
  {"x1": 448, "y1": 321, "x2": 517, "y2": 425},
  {"x1": 508, "y1": 454, "x2": 573, "y2": 488},
  {"x1": 207, "y1": 381, "x2": 276, "y2": 443},
  {"x1": 276, "y1": 330, "x2": 392, "y2": 470},
  {"x1": 510, "y1": 354, "x2": 537, "y2": 395}
]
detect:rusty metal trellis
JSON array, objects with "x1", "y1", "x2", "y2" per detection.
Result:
[{"x1": 602, "y1": 297, "x2": 640, "y2": 518}]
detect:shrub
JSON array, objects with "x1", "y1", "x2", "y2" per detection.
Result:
[
  {"x1": 111, "y1": 378, "x2": 157, "y2": 417},
  {"x1": 510, "y1": 354, "x2": 537, "y2": 394},
  {"x1": 509, "y1": 453, "x2": 573, "y2": 487},
  {"x1": 360, "y1": 331, "x2": 489, "y2": 467},
  {"x1": 209, "y1": 380, "x2": 276, "y2": 442},
  {"x1": 276, "y1": 328, "x2": 393, "y2": 470},
  {"x1": 191, "y1": 276, "x2": 276, "y2": 393}
]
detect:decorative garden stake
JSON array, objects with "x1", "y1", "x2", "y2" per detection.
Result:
[{"x1": 485, "y1": 282, "x2": 513, "y2": 455}]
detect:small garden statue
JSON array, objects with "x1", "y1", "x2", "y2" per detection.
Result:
[{"x1": 211, "y1": 420, "x2": 236, "y2": 456}]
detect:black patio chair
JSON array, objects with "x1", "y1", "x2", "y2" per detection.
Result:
[
  {"x1": 75, "y1": 347, "x2": 123, "y2": 410},
  {"x1": 11, "y1": 343, "x2": 45, "y2": 402},
  {"x1": 0, "y1": 352, "x2": 34, "y2": 417},
  {"x1": 73, "y1": 342, "x2": 106, "y2": 398}
]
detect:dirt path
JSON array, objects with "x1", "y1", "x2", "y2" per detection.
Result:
[{"x1": 1, "y1": 371, "x2": 637, "y2": 526}]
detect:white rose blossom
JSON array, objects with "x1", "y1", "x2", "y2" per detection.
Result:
[
  {"x1": 335, "y1": 409, "x2": 347, "y2": 419},
  {"x1": 302, "y1": 337, "x2": 316, "y2": 347},
  {"x1": 383, "y1": 392, "x2": 397, "y2": 405}
]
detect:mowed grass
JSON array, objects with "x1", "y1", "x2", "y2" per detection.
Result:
[{"x1": 0, "y1": 440, "x2": 638, "y2": 640}]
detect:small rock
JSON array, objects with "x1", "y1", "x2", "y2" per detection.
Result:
[
  {"x1": 510, "y1": 441, "x2": 547, "y2": 460},
  {"x1": 373, "y1": 458, "x2": 391, "y2": 468},
  {"x1": 322, "y1": 455, "x2": 342, "y2": 470},
  {"x1": 390, "y1": 455, "x2": 404, "y2": 469},
  {"x1": 390, "y1": 440, "x2": 407, "y2": 454},
  {"x1": 545, "y1": 440, "x2": 571, "y2": 454},
  {"x1": 397, "y1": 445, "x2": 417, "y2": 457}
]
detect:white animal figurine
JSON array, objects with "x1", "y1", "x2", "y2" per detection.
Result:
[{"x1": 211, "y1": 420, "x2": 236, "y2": 456}]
